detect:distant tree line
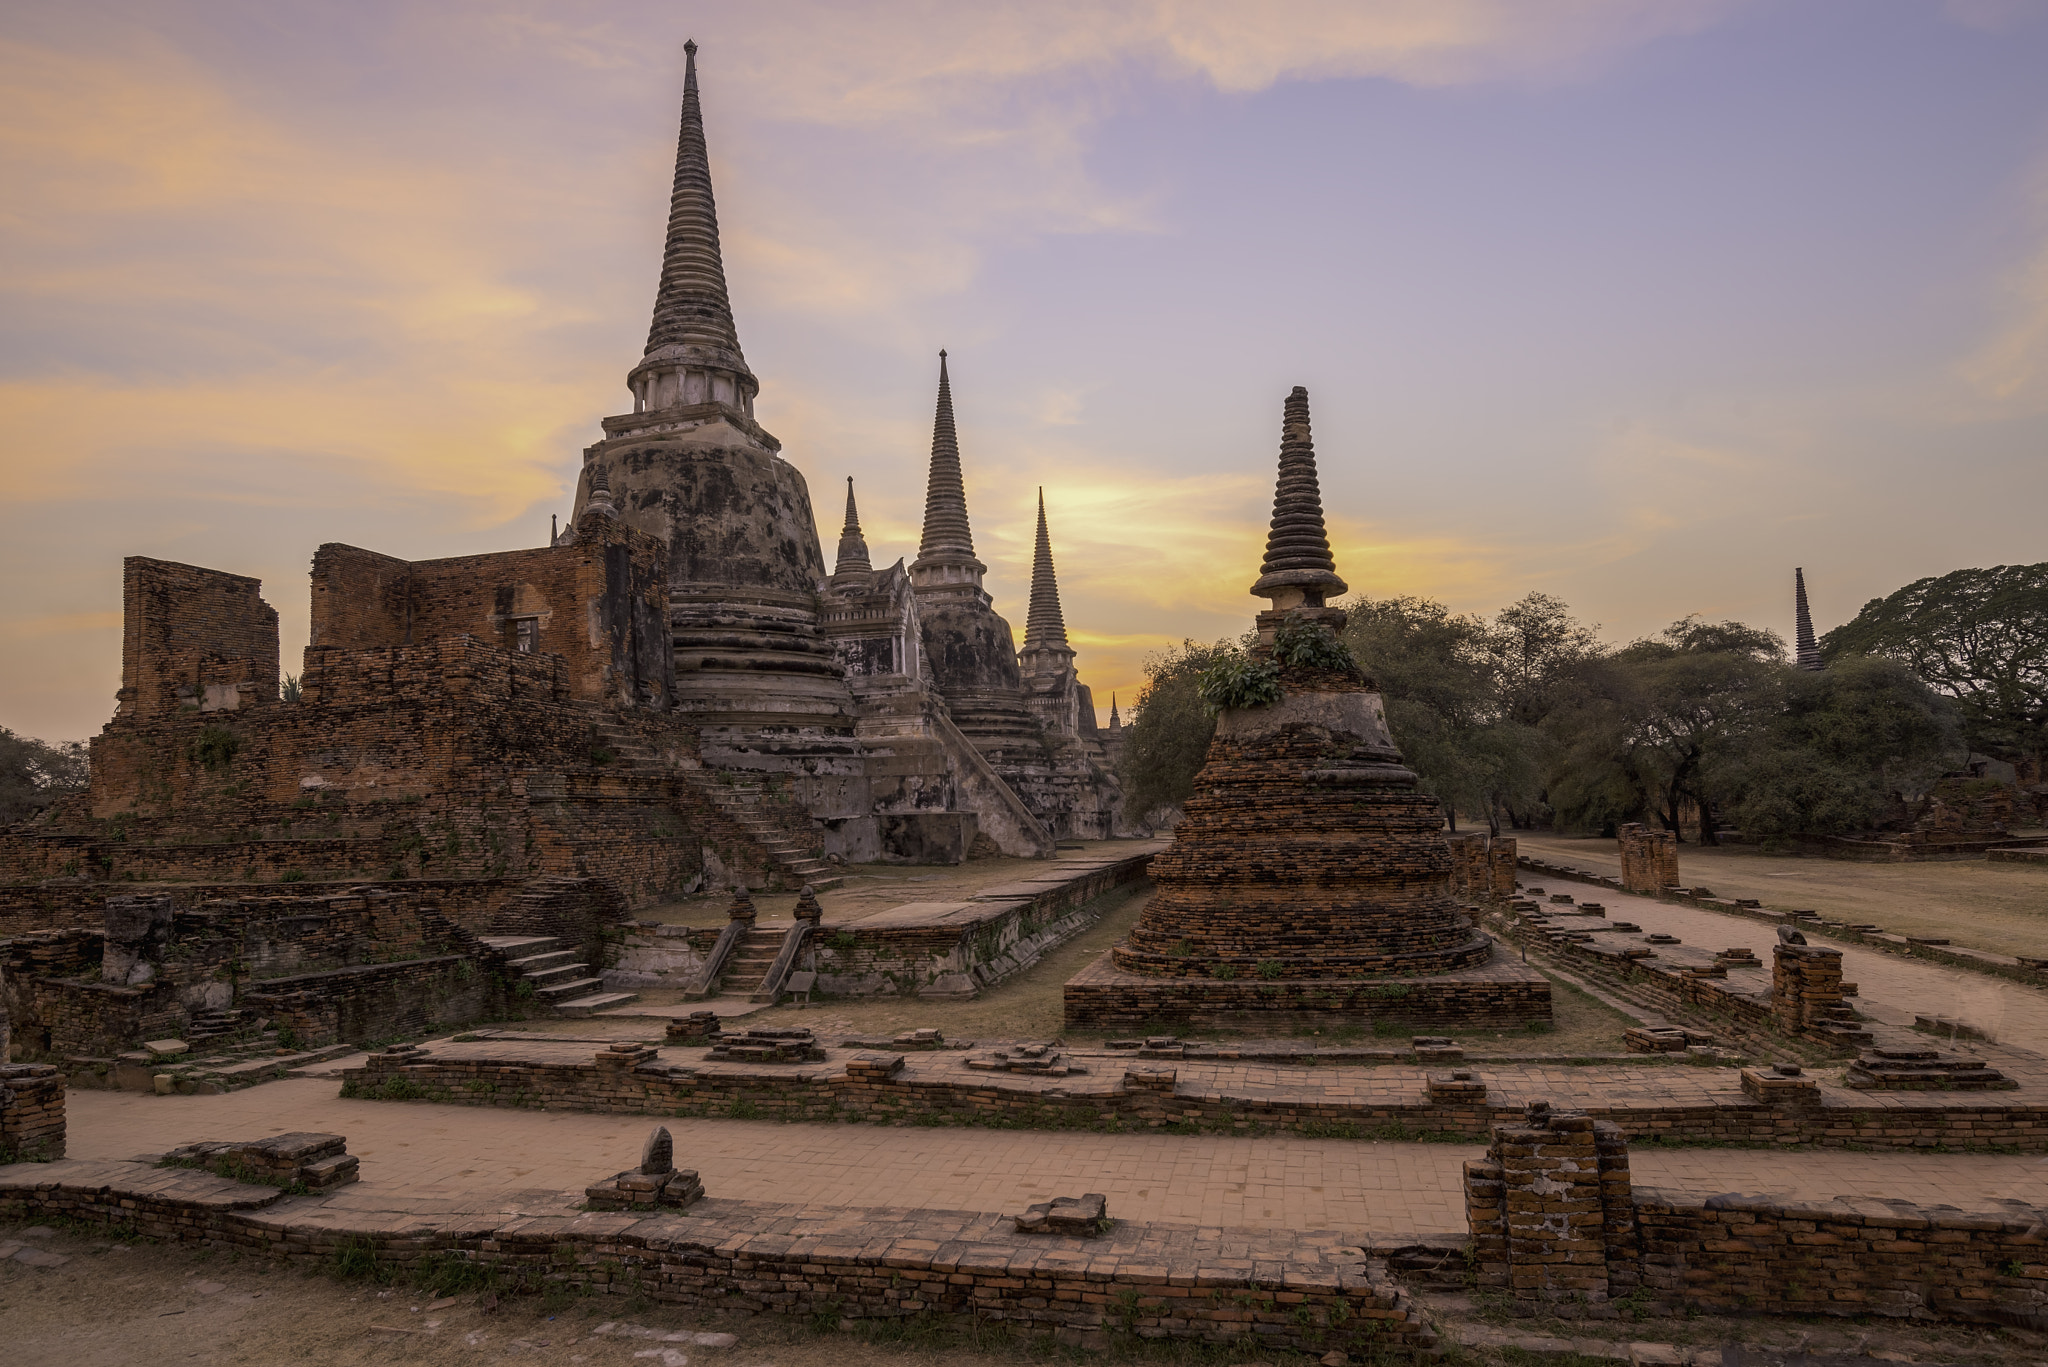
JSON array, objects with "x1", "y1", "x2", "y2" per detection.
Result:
[
  {"x1": 1117, "y1": 562, "x2": 2048, "y2": 843},
  {"x1": 0, "y1": 728, "x2": 88, "y2": 828}
]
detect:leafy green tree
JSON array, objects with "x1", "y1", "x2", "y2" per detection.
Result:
[
  {"x1": 1117, "y1": 639, "x2": 1239, "y2": 816},
  {"x1": 1544, "y1": 618, "x2": 1785, "y2": 843},
  {"x1": 0, "y1": 727, "x2": 88, "y2": 827},
  {"x1": 1821, "y1": 562, "x2": 2048, "y2": 768},
  {"x1": 1342, "y1": 596, "x2": 1543, "y2": 835},
  {"x1": 1704, "y1": 655, "x2": 1964, "y2": 840}
]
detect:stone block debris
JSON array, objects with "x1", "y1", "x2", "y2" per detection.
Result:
[
  {"x1": 1014, "y1": 1191, "x2": 1107, "y2": 1234},
  {"x1": 1104, "y1": 1036, "x2": 1186, "y2": 1058},
  {"x1": 1426, "y1": 1070, "x2": 1486, "y2": 1102},
  {"x1": 586, "y1": 1124, "x2": 705, "y2": 1211},
  {"x1": 159, "y1": 1132, "x2": 358, "y2": 1190},
  {"x1": 704, "y1": 1028, "x2": 824, "y2": 1064},
  {"x1": 0, "y1": 1063, "x2": 66, "y2": 1161},
  {"x1": 1739, "y1": 1063, "x2": 1819, "y2": 1106},
  {"x1": 1844, "y1": 1047, "x2": 2014, "y2": 1091},
  {"x1": 967, "y1": 1042, "x2": 1086, "y2": 1076},
  {"x1": 665, "y1": 1011, "x2": 721, "y2": 1044}
]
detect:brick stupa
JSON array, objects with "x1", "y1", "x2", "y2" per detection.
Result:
[{"x1": 1064, "y1": 388, "x2": 1552, "y2": 1030}]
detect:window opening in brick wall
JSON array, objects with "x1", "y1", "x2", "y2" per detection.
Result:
[{"x1": 513, "y1": 617, "x2": 540, "y2": 654}]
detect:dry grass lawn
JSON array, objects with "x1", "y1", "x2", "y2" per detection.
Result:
[{"x1": 1515, "y1": 831, "x2": 2048, "y2": 962}]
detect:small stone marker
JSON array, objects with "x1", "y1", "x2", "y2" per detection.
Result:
[
  {"x1": 1014, "y1": 1192, "x2": 1107, "y2": 1234},
  {"x1": 641, "y1": 1125, "x2": 673, "y2": 1176}
]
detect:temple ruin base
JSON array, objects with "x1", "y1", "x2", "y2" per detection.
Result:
[{"x1": 1061, "y1": 950, "x2": 1552, "y2": 1031}]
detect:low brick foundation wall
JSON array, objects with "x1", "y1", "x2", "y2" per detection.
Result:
[
  {"x1": 337, "y1": 1045, "x2": 2048, "y2": 1149},
  {"x1": 0, "y1": 1063, "x2": 65, "y2": 1161},
  {"x1": 0, "y1": 1159, "x2": 1438, "y2": 1357},
  {"x1": 1635, "y1": 1188, "x2": 2047, "y2": 1324},
  {"x1": 1463, "y1": 1100, "x2": 2047, "y2": 1327}
]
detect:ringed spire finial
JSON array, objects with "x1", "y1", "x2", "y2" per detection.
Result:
[{"x1": 1250, "y1": 385, "x2": 1347, "y2": 608}]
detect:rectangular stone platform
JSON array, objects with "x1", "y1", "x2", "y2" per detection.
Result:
[{"x1": 1061, "y1": 948, "x2": 1553, "y2": 1031}]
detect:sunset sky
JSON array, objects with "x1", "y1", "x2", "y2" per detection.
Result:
[{"x1": 4, "y1": 0, "x2": 2047, "y2": 742}]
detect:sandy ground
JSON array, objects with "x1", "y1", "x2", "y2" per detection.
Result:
[{"x1": 1515, "y1": 831, "x2": 2048, "y2": 962}]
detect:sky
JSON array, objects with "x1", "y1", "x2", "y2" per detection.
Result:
[{"x1": 4, "y1": 0, "x2": 2047, "y2": 742}]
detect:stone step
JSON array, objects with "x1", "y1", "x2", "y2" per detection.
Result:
[
  {"x1": 524, "y1": 961, "x2": 593, "y2": 988},
  {"x1": 506, "y1": 950, "x2": 580, "y2": 974},
  {"x1": 537, "y1": 976, "x2": 607, "y2": 1002},
  {"x1": 481, "y1": 935, "x2": 562, "y2": 955},
  {"x1": 554, "y1": 991, "x2": 640, "y2": 1017}
]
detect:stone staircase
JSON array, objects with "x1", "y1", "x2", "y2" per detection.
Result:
[
  {"x1": 482, "y1": 934, "x2": 637, "y2": 1017},
  {"x1": 185, "y1": 1006, "x2": 254, "y2": 1046},
  {"x1": 680, "y1": 770, "x2": 839, "y2": 890},
  {"x1": 708, "y1": 926, "x2": 790, "y2": 999}
]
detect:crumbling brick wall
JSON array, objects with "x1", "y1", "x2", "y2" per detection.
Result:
[
  {"x1": 0, "y1": 1063, "x2": 65, "y2": 1161},
  {"x1": 117, "y1": 557, "x2": 280, "y2": 720},
  {"x1": 1617, "y1": 822, "x2": 1679, "y2": 895},
  {"x1": 1461, "y1": 1102, "x2": 1637, "y2": 1308},
  {"x1": 309, "y1": 510, "x2": 674, "y2": 710}
]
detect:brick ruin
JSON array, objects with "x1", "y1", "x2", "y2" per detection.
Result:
[
  {"x1": 0, "y1": 46, "x2": 1157, "y2": 1064},
  {"x1": 1463, "y1": 1100, "x2": 2045, "y2": 1325},
  {"x1": 1616, "y1": 822, "x2": 1679, "y2": 895},
  {"x1": 1065, "y1": 388, "x2": 1551, "y2": 1030}
]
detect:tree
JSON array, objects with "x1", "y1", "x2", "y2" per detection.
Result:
[
  {"x1": 1484, "y1": 591, "x2": 1604, "y2": 729},
  {"x1": 1705, "y1": 655, "x2": 1964, "y2": 839},
  {"x1": 1544, "y1": 618, "x2": 1785, "y2": 843},
  {"x1": 1821, "y1": 562, "x2": 2048, "y2": 769},
  {"x1": 1117, "y1": 639, "x2": 1239, "y2": 817},
  {"x1": 1342, "y1": 596, "x2": 1544, "y2": 835},
  {"x1": 0, "y1": 728, "x2": 89, "y2": 827}
]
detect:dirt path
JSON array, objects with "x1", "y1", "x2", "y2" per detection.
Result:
[{"x1": 1516, "y1": 831, "x2": 2048, "y2": 962}]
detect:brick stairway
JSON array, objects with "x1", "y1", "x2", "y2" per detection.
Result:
[
  {"x1": 706, "y1": 926, "x2": 790, "y2": 1000},
  {"x1": 679, "y1": 771, "x2": 839, "y2": 890},
  {"x1": 576, "y1": 706, "x2": 838, "y2": 892},
  {"x1": 482, "y1": 934, "x2": 637, "y2": 1017}
]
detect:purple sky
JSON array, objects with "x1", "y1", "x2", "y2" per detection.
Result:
[{"x1": 4, "y1": 0, "x2": 2047, "y2": 741}]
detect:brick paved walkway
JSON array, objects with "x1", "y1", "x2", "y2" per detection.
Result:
[{"x1": 63, "y1": 1082, "x2": 2048, "y2": 1236}]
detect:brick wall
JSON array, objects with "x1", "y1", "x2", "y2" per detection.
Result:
[
  {"x1": 0, "y1": 1063, "x2": 65, "y2": 1161},
  {"x1": 0, "y1": 1170, "x2": 1436, "y2": 1357},
  {"x1": 1617, "y1": 823, "x2": 1680, "y2": 895},
  {"x1": 310, "y1": 512, "x2": 674, "y2": 710},
  {"x1": 1462, "y1": 1103, "x2": 2046, "y2": 1325},
  {"x1": 117, "y1": 557, "x2": 280, "y2": 720},
  {"x1": 335, "y1": 1044, "x2": 2048, "y2": 1149}
]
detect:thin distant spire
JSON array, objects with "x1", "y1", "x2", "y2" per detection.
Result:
[
  {"x1": 1108, "y1": 694, "x2": 1122, "y2": 730},
  {"x1": 1795, "y1": 567, "x2": 1822, "y2": 671},
  {"x1": 644, "y1": 40, "x2": 748, "y2": 376},
  {"x1": 833, "y1": 477, "x2": 871, "y2": 578},
  {"x1": 915, "y1": 350, "x2": 976, "y2": 563},
  {"x1": 1023, "y1": 489, "x2": 1070, "y2": 649},
  {"x1": 1250, "y1": 386, "x2": 1347, "y2": 606}
]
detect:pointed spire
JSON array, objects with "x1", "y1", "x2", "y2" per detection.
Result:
[
  {"x1": 1250, "y1": 386, "x2": 1347, "y2": 606},
  {"x1": 1109, "y1": 694, "x2": 1122, "y2": 731},
  {"x1": 587, "y1": 464, "x2": 618, "y2": 520},
  {"x1": 643, "y1": 40, "x2": 752, "y2": 382},
  {"x1": 914, "y1": 351, "x2": 977, "y2": 565},
  {"x1": 833, "y1": 476, "x2": 871, "y2": 579},
  {"x1": 1024, "y1": 488, "x2": 1070, "y2": 649},
  {"x1": 1795, "y1": 567, "x2": 1822, "y2": 671}
]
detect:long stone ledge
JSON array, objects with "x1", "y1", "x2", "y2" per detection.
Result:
[{"x1": 0, "y1": 1157, "x2": 1438, "y2": 1356}]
